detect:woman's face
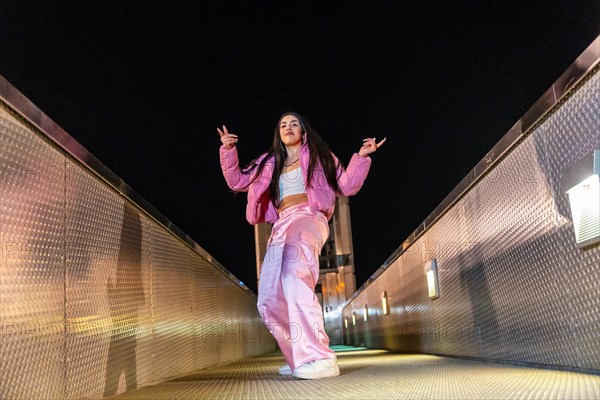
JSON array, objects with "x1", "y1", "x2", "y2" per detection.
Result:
[{"x1": 279, "y1": 114, "x2": 303, "y2": 148}]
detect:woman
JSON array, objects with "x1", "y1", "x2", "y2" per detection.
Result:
[{"x1": 218, "y1": 112, "x2": 385, "y2": 379}]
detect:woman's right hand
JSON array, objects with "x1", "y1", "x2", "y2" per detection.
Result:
[{"x1": 217, "y1": 125, "x2": 238, "y2": 149}]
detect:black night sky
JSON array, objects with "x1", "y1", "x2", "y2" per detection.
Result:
[{"x1": 1, "y1": 2, "x2": 599, "y2": 294}]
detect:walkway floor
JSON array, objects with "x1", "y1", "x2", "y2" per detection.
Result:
[{"x1": 106, "y1": 346, "x2": 600, "y2": 400}]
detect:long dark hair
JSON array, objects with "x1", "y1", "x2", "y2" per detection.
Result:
[{"x1": 242, "y1": 112, "x2": 344, "y2": 206}]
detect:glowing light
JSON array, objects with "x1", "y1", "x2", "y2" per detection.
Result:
[
  {"x1": 382, "y1": 291, "x2": 389, "y2": 315},
  {"x1": 562, "y1": 150, "x2": 600, "y2": 248},
  {"x1": 566, "y1": 174, "x2": 600, "y2": 247},
  {"x1": 424, "y1": 259, "x2": 440, "y2": 299}
]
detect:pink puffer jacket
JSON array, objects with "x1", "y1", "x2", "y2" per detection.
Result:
[{"x1": 219, "y1": 141, "x2": 372, "y2": 224}]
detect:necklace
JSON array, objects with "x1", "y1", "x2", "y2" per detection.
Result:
[{"x1": 284, "y1": 157, "x2": 299, "y2": 167}]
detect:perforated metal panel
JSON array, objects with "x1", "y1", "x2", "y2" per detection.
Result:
[
  {"x1": 149, "y1": 224, "x2": 195, "y2": 380},
  {"x1": 538, "y1": 75, "x2": 600, "y2": 371},
  {"x1": 466, "y1": 138, "x2": 577, "y2": 366},
  {"x1": 344, "y1": 68, "x2": 600, "y2": 372},
  {"x1": 0, "y1": 107, "x2": 65, "y2": 400},
  {"x1": 64, "y1": 164, "x2": 155, "y2": 398},
  {"x1": 65, "y1": 162, "x2": 120, "y2": 398},
  {"x1": 0, "y1": 96, "x2": 275, "y2": 398},
  {"x1": 189, "y1": 257, "x2": 275, "y2": 373},
  {"x1": 423, "y1": 204, "x2": 482, "y2": 358},
  {"x1": 192, "y1": 262, "x2": 222, "y2": 370}
]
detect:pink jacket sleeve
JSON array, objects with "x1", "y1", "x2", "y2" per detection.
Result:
[
  {"x1": 335, "y1": 153, "x2": 372, "y2": 196},
  {"x1": 219, "y1": 145, "x2": 252, "y2": 192}
]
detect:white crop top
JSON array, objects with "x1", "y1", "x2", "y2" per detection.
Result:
[{"x1": 279, "y1": 168, "x2": 306, "y2": 201}]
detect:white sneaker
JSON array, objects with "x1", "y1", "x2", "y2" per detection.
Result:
[
  {"x1": 292, "y1": 358, "x2": 340, "y2": 379},
  {"x1": 278, "y1": 364, "x2": 292, "y2": 375}
]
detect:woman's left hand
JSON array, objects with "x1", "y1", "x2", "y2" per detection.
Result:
[{"x1": 358, "y1": 137, "x2": 386, "y2": 156}]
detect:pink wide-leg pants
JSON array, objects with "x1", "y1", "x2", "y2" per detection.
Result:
[{"x1": 257, "y1": 202, "x2": 336, "y2": 371}]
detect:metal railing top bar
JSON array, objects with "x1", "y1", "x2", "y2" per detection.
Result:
[
  {"x1": 0, "y1": 74, "x2": 256, "y2": 298},
  {"x1": 345, "y1": 35, "x2": 600, "y2": 306}
]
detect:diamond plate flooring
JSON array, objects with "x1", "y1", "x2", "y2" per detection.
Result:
[{"x1": 103, "y1": 346, "x2": 599, "y2": 400}]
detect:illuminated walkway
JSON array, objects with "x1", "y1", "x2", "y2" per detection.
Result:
[{"x1": 106, "y1": 346, "x2": 599, "y2": 400}]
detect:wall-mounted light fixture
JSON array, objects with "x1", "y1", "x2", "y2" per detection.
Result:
[
  {"x1": 424, "y1": 259, "x2": 440, "y2": 299},
  {"x1": 363, "y1": 304, "x2": 368, "y2": 322},
  {"x1": 382, "y1": 291, "x2": 389, "y2": 315},
  {"x1": 562, "y1": 150, "x2": 600, "y2": 248},
  {"x1": 352, "y1": 311, "x2": 356, "y2": 326},
  {"x1": 344, "y1": 318, "x2": 348, "y2": 329}
]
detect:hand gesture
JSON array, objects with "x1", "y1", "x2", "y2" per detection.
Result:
[
  {"x1": 358, "y1": 137, "x2": 386, "y2": 156},
  {"x1": 217, "y1": 125, "x2": 238, "y2": 150}
]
